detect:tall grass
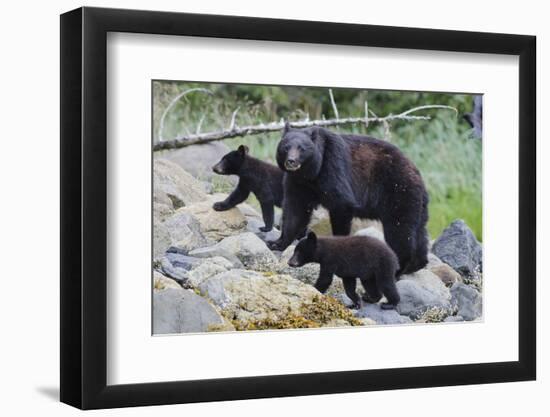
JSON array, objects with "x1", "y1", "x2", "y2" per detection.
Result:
[{"x1": 153, "y1": 81, "x2": 482, "y2": 241}]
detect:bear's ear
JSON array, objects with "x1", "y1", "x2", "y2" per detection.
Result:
[
  {"x1": 283, "y1": 121, "x2": 291, "y2": 134},
  {"x1": 307, "y1": 231, "x2": 317, "y2": 244},
  {"x1": 238, "y1": 145, "x2": 249, "y2": 155},
  {"x1": 309, "y1": 126, "x2": 321, "y2": 142}
]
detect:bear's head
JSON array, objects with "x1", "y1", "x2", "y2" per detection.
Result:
[
  {"x1": 276, "y1": 123, "x2": 323, "y2": 178},
  {"x1": 212, "y1": 145, "x2": 249, "y2": 175},
  {"x1": 288, "y1": 231, "x2": 318, "y2": 267}
]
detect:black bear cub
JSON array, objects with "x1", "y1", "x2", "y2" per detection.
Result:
[
  {"x1": 212, "y1": 145, "x2": 284, "y2": 232},
  {"x1": 288, "y1": 231, "x2": 400, "y2": 310}
]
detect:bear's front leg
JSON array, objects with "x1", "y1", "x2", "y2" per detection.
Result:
[
  {"x1": 259, "y1": 200, "x2": 275, "y2": 232},
  {"x1": 212, "y1": 182, "x2": 250, "y2": 211},
  {"x1": 267, "y1": 193, "x2": 313, "y2": 251},
  {"x1": 329, "y1": 207, "x2": 353, "y2": 236},
  {"x1": 314, "y1": 266, "x2": 335, "y2": 294}
]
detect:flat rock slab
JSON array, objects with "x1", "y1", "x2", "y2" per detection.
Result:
[
  {"x1": 190, "y1": 232, "x2": 277, "y2": 272},
  {"x1": 355, "y1": 304, "x2": 412, "y2": 325}
]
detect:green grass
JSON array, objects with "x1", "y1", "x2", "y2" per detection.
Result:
[{"x1": 153, "y1": 82, "x2": 482, "y2": 241}]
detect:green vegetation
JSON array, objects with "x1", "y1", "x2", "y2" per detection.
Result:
[{"x1": 153, "y1": 81, "x2": 482, "y2": 240}]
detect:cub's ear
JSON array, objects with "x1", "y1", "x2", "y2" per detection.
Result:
[
  {"x1": 283, "y1": 121, "x2": 291, "y2": 134},
  {"x1": 238, "y1": 145, "x2": 249, "y2": 155},
  {"x1": 307, "y1": 231, "x2": 317, "y2": 243}
]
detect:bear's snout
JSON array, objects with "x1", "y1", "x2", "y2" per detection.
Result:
[
  {"x1": 212, "y1": 161, "x2": 225, "y2": 174},
  {"x1": 284, "y1": 148, "x2": 302, "y2": 171},
  {"x1": 288, "y1": 255, "x2": 301, "y2": 267}
]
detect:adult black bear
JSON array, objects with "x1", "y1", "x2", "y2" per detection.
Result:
[
  {"x1": 268, "y1": 124, "x2": 429, "y2": 275},
  {"x1": 212, "y1": 145, "x2": 284, "y2": 232},
  {"x1": 288, "y1": 232, "x2": 400, "y2": 309}
]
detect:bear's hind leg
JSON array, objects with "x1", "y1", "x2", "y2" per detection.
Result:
[
  {"x1": 374, "y1": 269, "x2": 400, "y2": 310},
  {"x1": 382, "y1": 221, "x2": 416, "y2": 276},
  {"x1": 360, "y1": 276, "x2": 382, "y2": 304},
  {"x1": 342, "y1": 278, "x2": 361, "y2": 309}
]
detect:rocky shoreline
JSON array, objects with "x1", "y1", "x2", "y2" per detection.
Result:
[{"x1": 153, "y1": 155, "x2": 483, "y2": 334}]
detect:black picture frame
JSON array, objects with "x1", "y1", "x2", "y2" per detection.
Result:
[{"x1": 60, "y1": 6, "x2": 536, "y2": 410}]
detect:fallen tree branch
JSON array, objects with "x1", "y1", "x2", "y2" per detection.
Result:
[{"x1": 153, "y1": 104, "x2": 457, "y2": 151}]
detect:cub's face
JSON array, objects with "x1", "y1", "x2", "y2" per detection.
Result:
[
  {"x1": 288, "y1": 232, "x2": 317, "y2": 267},
  {"x1": 276, "y1": 129, "x2": 316, "y2": 173},
  {"x1": 212, "y1": 145, "x2": 248, "y2": 175}
]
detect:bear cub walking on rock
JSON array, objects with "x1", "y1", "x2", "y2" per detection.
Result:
[
  {"x1": 212, "y1": 145, "x2": 284, "y2": 232},
  {"x1": 288, "y1": 232, "x2": 400, "y2": 310}
]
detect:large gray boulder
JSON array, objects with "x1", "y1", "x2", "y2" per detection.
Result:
[
  {"x1": 153, "y1": 159, "x2": 207, "y2": 210},
  {"x1": 432, "y1": 219, "x2": 482, "y2": 277},
  {"x1": 189, "y1": 232, "x2": 278, "y2": 272},
  {"x1": 355, "y1": 304, "x2": 412, "y2": 325},
  {"x1": 156, "y1": 142, "x2": 233, "y2": 182},
  {"x1": 450, "y1": 282, "x2": 483, "y2": 321},
  {"x1": 153, "y1": 288, "x2": 226, "y2": 334},
  {"x1": 161, "y1": 210, "x2": 208, "y2": 254},
  {"x1": 396, "y1": 270, "x2": 452, "y2": 319}
]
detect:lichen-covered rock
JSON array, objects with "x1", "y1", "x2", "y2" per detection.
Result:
[
  {"x1": 355, "y1": 303, "x2": 412, "y2": 325},
  {"x1": 429, "y1": 263, "x2": 463, "y2": 287},
  {"x1": 198, "y1": 269, "x2": 321, "y2": 322},
  {"x1": 181, "y1": 199, "x2": 247, "y2": 242},
  {"x1": 432, "y1": 219, "x2": 482, "y2": 277},
  {"x1": 185, "y1": 257, "x2": 234, "y2": 288},
  {"x1": 153, "y1": 159, "x2": 208, "y2": 210},
  {"x1": 396, "y1": 270, "x2": 452, "y2": 319},
  {"x1": 450, "y1": 282, "x2": 482, "y2": 321},
  {"x1": 153, "y1": 271, "x2": 182, "y2": 290},
  {"x1": 153, "y1": 288, "x2": 225, "y2": 334},
  {"x1": 190, "y1": 232, "x2": 277, "y2": 272}
]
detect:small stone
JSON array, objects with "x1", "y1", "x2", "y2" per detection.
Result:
[
  {"x1": 353, "y1": 226, "x2": 385, "y2": 242},
  {"x1": 450, "y1": 282, "x2": 482, "y2": 321},
  {"x1": 429, "y1": 263, "x2": 462, "y2": 287},
  {"x1": 153, "y1": 271, "x2": 182, "y2": 290}
]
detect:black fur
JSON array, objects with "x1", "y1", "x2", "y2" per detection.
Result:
[
  {"x1": 269, "y1": 124, "x2": 429, "y2": 275},
  {"x1": 212, "y1": 145, "x2": 284, "y2": 232},
  {"x1": 288, "y1": 232, "x2": 400, "y2": 309}
]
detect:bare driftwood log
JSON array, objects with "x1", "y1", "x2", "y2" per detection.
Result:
[{"x1": 153, "y1": 104, "x2": 457, "y2": 151}]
